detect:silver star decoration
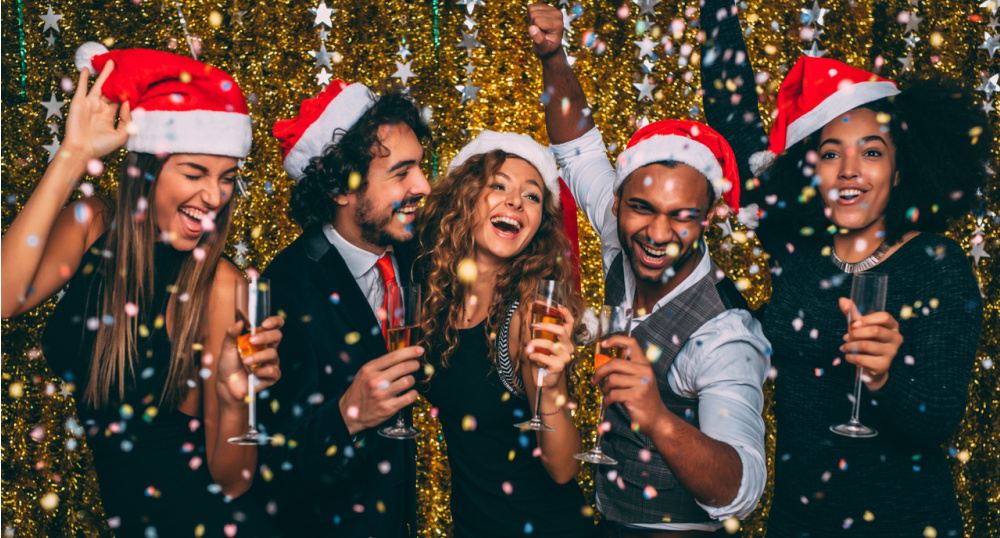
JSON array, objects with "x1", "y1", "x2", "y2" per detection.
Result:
[
  {"x1": 455, "y1": 80, "x2": 481, "y2": 103},
  {"x1": 981, "y1": 0, "x2": 998, "y2": 16},
  {"x1": 903, "y1": 34, "x2": 920, "y2": 48},
  {"x1": 983, "y1": 99, "x2": 996, "y2": 114},
  {"x1": 463, "y1": 15, "x2": 477, "y2": 31},
  {"x1": 45, "y1": 34, "x2": 56, "y2": 47},
  {"x1": 310, "y1": 42, "x2": 333, "y2": 69},
  {"x1": 230, "y1": 7, "x2": 247, "y2": 28},
  {"x1": 633, "y1": 75, "x2": 656, "y2": 101},
  {"x1": 801, "y1": 0, "x2": 828, "y2": 27},
  {"x1": 903, "y1": 12, "x2": 923, "y2": 35},
  {"x1": 641, "y1": 57, "x2": 656, "y2": 73},
  {"x1": 59, "y1": 383, "x2": 72, "y2": 399},
  {"x1": 456, "y1": 0, "x2": 484, "y2": 16},
  {"x1": 716, "y1": 218, "x2": 735, "y2": 238},
  {"x1": 43, "y1": 136, "x2": 61, "y2": 162},
  {"x1": 634, "y1": 0, "x2": 660, "y2": 17},
  {"x1": 457, "y1": 30, "x2": 483, "y2": 53},
  {"x1": 989, "y1": 17, "x2": 999, "y2": 31},
  {"x1": 969, "y1": 241, "x2": 990, "y2": 264},
  {"x1": 316, "y1": 68, "x2": 332, "y2": 86},
  {"x1": 55, "y1": 288, "x2": 66, "y2": 303},
  {"x1": 39, "y1": 4, "x2": 63, "y2": 33},
  {"x1": 392, "y1": 60, "x2": 417, "y2": 86},
  {"x1": 397, "y1": 44, "x2": 412, "y2": 61},
  {"x1": 897, "y1": 51, "x2": 913, "y2": 71},
  {"x1": 463, "y1": 61, "x2": 475, "y2": 76},
  {"x1": 318, "y1": 28, "x2": 329, "y2": 41},
  {"x1": 48, "y1": 121, "x2": 59, "y2": 135},
  {"x1": 975, "y1": 72, "x2": 999, "y2": 100},
  {"x1": 980, "y1": 32, "x2": 1000, "y2": 58},
  {"x1": 41, "y1": 92, "x2": 66, "y2": 119},
  {"x1": 801, "y1": 41, "x2": 828, "y2": 58},
  {"x1": 562, "y1": 7, "x2": 576, "y2": 34},
  {"x1": 235, "y1": 240, "x2": 249, "y2": 257},
  {"x1": 634, "y1": 35, "x2": 656, "y2": 59},
  {"x1": 310, "y1": 1, "x2": 335, "y2": 27}
]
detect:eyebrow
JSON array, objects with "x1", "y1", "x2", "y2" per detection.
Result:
[
  {"x1": 495, "y1": 171, "x2": 542, "y2": 189},
  {"x1": 819, "y1": 135, "x2": 889, "y2": 147},
  {"x1": 626, "y1": 197, "x2": 701, "y2": 213},
  {"x1": 387, "y1": 152, "x2": 424, "y2": 173},
  {"x1": 176, "y1": 162, "x2": 239, "y2": 175}
]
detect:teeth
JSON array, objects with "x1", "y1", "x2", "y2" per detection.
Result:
[
  {"x1": 839, "y1": 188, "x2": 863, "y2": 199},
  {"x1": 398, "y1": 205, "x2": 416, "y2": 214},
  {"x1": 490, "y1": 216, "x2": 522, "y2": 231},
  {"x1": 180, "y1": 207, "x2": 206, "y2": 220},
  {"x1": 640, "y1": 244, "x2": 666, "y2": 257}
]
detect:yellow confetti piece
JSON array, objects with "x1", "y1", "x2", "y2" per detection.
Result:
[
  {"x1": 195, "y1": 524, "x2": 205, "y2": 537},
  {"x1": 723, "y1": 517, "x2": 740, "y2": 534},
  {"x1": 9, "y1": 382, "x2": 23, "y2": 398},
  {"x1": 462, "y1": 415, "x2": 477, "y2": 431},
  {"x1": 138, "y1": 324, "x2": 149, "y2": 338},
  {"x1": 260, "y1": 466, "x2": 273, "y2": 482},
  {"x1": 39, "y1": 492, "x2": 59, "y2": 511},
  {"x1": 923, "y1": 526, "x2": 937, "y2": 538},
  {"x1": 457, "y1": 258, "x2": 478, "y2": 284},
  {"x1": 269, "y1": 433, "x2": 286, "y2": 447},
  {"x1": 208, "y1": 11, "x2": 223, "y2": 27},
  {"x1": 929, "y1": 298, "x2": 939, "y2": 309},
  {"x1": 646, "y1": 344, "x2": 662, "y2": 362},
  {"x1": 508, "y1": 450, "x2": 516, "y2": 461},
  {"x1": 179, "y1": 71, "x2": 191, "y2": 84},
  {"x1": 500, "y1": 391, "x2": 510, "y2": 402},
  {"x1": 376, "y1": 501, "x2": 386, "y2": 513},
  {"x1": 326, "y1": 445, "x2": 338, "y2": 457},
  {"x1": 348, "y1": 171, "x2": 362, "y2": 191},
  {"x1": 900, "y1": 305, "x2": 915, "y2": 320},
  {"x1": 863, "y1": 510, "x2": 874, "y2": 522},
  {"x1": 957, "y1": 450, "x2": 970, "y2": 463},
  {"x1": 345, "y1": 332, "x2": 361, "y2": 345}
]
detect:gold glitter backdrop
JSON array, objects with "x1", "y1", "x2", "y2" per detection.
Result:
[{"x1": 1, "y1": 0, "x2": 997, "y2": 536}]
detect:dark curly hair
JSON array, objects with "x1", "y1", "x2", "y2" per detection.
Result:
[
  {"x1": 754, "y1": 78, "x2": 992, "y2": 246},
  {"x1": 288, "y1": 91, "x2": 431, "y2": 227}
]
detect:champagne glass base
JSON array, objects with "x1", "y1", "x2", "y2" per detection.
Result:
[
  {"x1": 830, "y1": 422, "x2": 877, "y2": 438},
  {"x1": 514, "y1": 418, "x2": 556, "y2": 432},
  {"x1": 228, "y1": 431, "x2": 271, "y2": 445},
  {"x1": 379, "y1": 426, "x2": 421, "y2": 439},
  {"x1": 574, "y1": 449, "x2": 617, "y2": 465}
]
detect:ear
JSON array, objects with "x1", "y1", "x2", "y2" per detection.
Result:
[
  {"x1": 612, "y1": 190, "x2": 621, "y2": 218},
  {"x1": 892, "y1": 169, "x2": 900, "y2": 188},
  {"x1": 333, "y1": 191, "x2": 352, "y2": 207}
]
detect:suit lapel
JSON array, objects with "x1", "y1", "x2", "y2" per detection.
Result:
[{"x1": 302, "y1": 226, "x2": 389, "y2": 360}]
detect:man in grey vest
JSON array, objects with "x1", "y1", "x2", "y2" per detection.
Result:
[{"x1": 528, "y1": 5, "x2": 769, "y2": 536}]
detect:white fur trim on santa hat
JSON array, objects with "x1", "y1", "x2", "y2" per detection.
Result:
[
  {"x1": 749, "y1": 149, "x2": 776, "y2": 176},
  {"x1": 284, "y1": 83, "x2": 377, "y2": 181},
  {"x1": 737, "y1": 203, "x2": 760, "y2": 229},
  {"x1": 615, "y1": 134, "x2": 729, "y2": 196},
  {"x1": 447, "y1": 131, "x2": 560, "y2": 207},
  {"x1": 785, "y1": 80, "x2": 899, "y2": 150},
  {"x1": 74, "y1": 42, "x2": 110, "y2": 74},
  {"x1": 126, "y1": 109, "x2": 252, "y2": 159}
]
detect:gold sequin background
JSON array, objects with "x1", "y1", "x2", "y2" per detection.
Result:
[{"x1": 1, "y1": 0, "x2": 997, "y2": 536}]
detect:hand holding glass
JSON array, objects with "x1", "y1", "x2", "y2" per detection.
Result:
[
  {"x1": 378, "y1": 285, "x2": 423, "y2": 439},
  {"x1": 574, "y1": 305, "x2": 632, "y2": 465},
  {"x1": 830, "y1": 272, "x2": 887, "y2": 438},
  {"x1": 229, "y1": 276, "x2": 272, "y2": 445},
  {"x1": 515, "y1": 280, "x2": 566, "y2": 432}
]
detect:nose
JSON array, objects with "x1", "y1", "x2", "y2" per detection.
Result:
[
  {"x1": 505, "y1": 190, "x2": 523, "y2": 210},
  {"x1": 839, "y1": 147, "x2": 860, "y2": 181},
  {"x1": 646, "y1": 214, "x2": 675, "y2": 245},
  {"x1": 409, "y1": 167, "x2": 431, "y2": 197},
  {"x1": 201, "y1": 177, "x2": 223, "y2": 208}
]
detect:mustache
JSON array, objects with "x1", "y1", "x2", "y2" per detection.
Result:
[{"x1": 393, "y1": 196, "x2": 424, "y2": 212}]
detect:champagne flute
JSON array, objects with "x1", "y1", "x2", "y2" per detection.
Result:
[
  {"x1": 574, "y1": 305, "x2": 632, "y2": 465},
  {"x1": 378, "y1": 285, "x2": 423, "y2": 439},
  {"x1": 228, "y1": 275, "x2": 272, "y2": 445},
  {"x1": 830, "y1": 272, "x2": 888, "y2": 438},
  {"x1": 514, "y1": 280, "x2": 565, "y2": 432}
]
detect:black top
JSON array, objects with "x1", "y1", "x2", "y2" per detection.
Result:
[
  {"x1": 700, "y1": 5, "x2": 983, "y2": 534},
  {"x1": 255, "y1": 225, "x2": 415, "y2": 538},
  {"x1": 42, "y1": 239, "x2": 277, "y2": 537},
  {"x1": 420, "y1": 321, "x2": 597, "y2": 538}
]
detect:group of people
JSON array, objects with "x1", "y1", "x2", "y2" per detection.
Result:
[{"x1": 1, "y1": 2, "x2": 990, "y2": 537}]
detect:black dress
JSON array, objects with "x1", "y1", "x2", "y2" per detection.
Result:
[
  {"x1": 420, "y1": 317, "x2": 597, "y2": 538},
  {"x1": 42, "y1": 240, "x2": 278, "y2": 538}
]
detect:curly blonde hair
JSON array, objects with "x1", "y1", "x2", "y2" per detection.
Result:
[{"x1": 414, "y1": 150, "x2": 585, "y2": 372}]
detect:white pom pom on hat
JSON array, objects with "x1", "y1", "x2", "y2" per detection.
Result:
[{"x1": 74, "y1": 41, "x2": 110, "y2": 74}]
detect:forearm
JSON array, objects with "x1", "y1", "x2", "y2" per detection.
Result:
[
  {"x1": 535, "y1": 381, "x2": 582, "y2": 484},
  {"x1": 208, "y1": 402, "x2": 256, "y2": 497},
  {"x1": 648, "y1": 411, "x2": 743, "y2": 508},
  {"x1": 1, "y1": 148, "x2": 88, "y2": 317},
  {"x1": 540, "y1": 50, "x2": 594, "y2": 144}
]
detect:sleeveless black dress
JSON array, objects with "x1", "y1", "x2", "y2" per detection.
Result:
[
  {"x1": 420, "y1": 311, "x2": 598, "y2": 538},
  {"x1": 42, "y1": 239, "x2": 278, "y2": 538}
]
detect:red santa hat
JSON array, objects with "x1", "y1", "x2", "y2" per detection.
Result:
[
  {"x1": 447, "y1": 131, "x2": 561, "y2": 207},
  {"x1": 615, "y1": 119, "x2": 757, "y2": 226},
  {"x1": 749, "y1": 56, "x2": 899, "y2": 175},
  {"x1": 74, "y1": 42, "x2": 251, "y2": 159},
  {"x1": 273, "y1": 80, "x2": 377, "y2": 181}
]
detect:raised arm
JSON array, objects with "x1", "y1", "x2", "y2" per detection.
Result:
[{"x1": 1, "y1": 63, "x2": 130, "y2": 317}]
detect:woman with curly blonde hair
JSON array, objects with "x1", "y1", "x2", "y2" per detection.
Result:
[{"x1": 414, "y1": 131, "x2": 598, "y2": 537}]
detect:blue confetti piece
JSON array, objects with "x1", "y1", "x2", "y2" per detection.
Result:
[{"x1": 523, "y1": 522, "x2": 534, "y2": 534}]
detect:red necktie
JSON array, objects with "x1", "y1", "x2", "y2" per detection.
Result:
[{"x1": 375, "y1": 253, "x2": 398, "y2": 347}]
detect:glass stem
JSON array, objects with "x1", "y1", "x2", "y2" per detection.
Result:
[
  {"x1": 395, "y1": 412, "x2": 406, "y2": 428},
  {"x1": 247, "y1": 373, "x2": 258, "y2": 432},
  {"x1": 849, "y1": 366, "x2": 863, "y2": 425},
  {"x1": 593, "y1": 405, "x2": 607, "y2": 451},
  {"x1": 533, "y1": 382, "x2": 544, "y2": 420}
]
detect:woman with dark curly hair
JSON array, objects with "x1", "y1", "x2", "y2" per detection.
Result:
[
  {"x1": 701, "y1": 2, "x2": 991, "y2": 536},
  {"x1": 414, "y1": 131, "x2": 598, "y2": 537}
]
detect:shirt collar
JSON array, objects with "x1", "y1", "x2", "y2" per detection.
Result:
[{"x1": 322, "y1": 223, "x2": 392, "y2": 279}]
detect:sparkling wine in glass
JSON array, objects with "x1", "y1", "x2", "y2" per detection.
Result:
[
  {"x1": 575, "y1": 305, "x2": 632, "y2": 465},
  {"x1": 379, "y1": 285, "x2": 423, "y2": 439},
  {"x1": 229, "y1": 275, "x2": 272, "y2": 445},
  {"x1": 515, "y1": 280, "x2": 565, "y2": 432},
  {"x1": 830, "y1": 272, "x2": 888, "y2": 439}
]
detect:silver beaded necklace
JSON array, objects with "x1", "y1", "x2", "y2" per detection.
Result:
[{"x1": 830, "y1": 240, "x2": 891, "y2": 273}]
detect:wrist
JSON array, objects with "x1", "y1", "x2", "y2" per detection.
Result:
[
  {"x1": 539, "y1": 47, "x2": 568, "y2": 67},
  {"x1": 339, "y1": 394, "x2": 362, "y2": 436},
  {"x1": 865, "y1": 371, "x2": 889, "y2": 392}
]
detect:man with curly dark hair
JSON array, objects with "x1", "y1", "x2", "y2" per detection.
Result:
[{"x1": 255, "y1": 81, "x2": 431, "y2": 538}]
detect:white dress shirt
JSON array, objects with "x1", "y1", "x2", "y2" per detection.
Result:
[
  {"x1": 551, "y1": 127, "x2": 770, "y2": 529},
  {"x1": 322, "y1": 223, "x2": 400, "y2": 326}
]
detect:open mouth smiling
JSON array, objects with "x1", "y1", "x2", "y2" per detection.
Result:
[{"x1": 490, "y1": 215, "x2": 523, "y2": 236}]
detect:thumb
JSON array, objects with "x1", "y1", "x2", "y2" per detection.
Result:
[
  {"x1": 839, "y1": 297, "x2": 861, "y2": 324},
  {"x1": 528, "y1": 25, "x2": 545, "y2": 44}
]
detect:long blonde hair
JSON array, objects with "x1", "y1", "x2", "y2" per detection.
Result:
[
  {"x1": 83, "y1": 152, "x2": 235, "y2": 409},
  {"x1": 415, "y1": 150, "x2": 585, "y2": 370}
]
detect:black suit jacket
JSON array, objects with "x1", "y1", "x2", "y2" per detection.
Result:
[{"x1": 255, "y1": 225, "x2": 416, "y2": 537}]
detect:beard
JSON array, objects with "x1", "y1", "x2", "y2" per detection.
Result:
[
  {"x1": 618, "y1": 229, "x2": 699, "y2": 286},
  {"x1": 355, "y1": 191, "x2": 400, "y2": 247}
]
